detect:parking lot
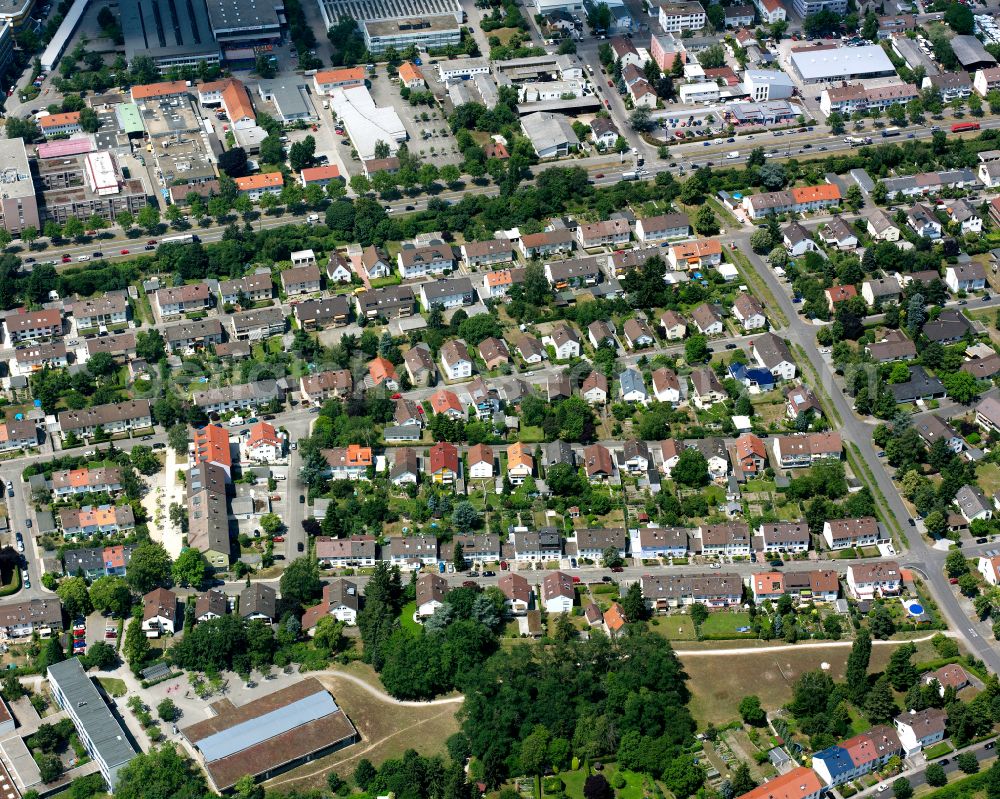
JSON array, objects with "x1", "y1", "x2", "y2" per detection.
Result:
[{"x1": 366, "y1": 67, "x2": 463, "y2": 168}]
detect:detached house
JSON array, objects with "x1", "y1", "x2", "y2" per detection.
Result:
[
  {"x1": 946, "y1": 263, "x2": 987, "y2": 293},
  {"x1": 397, "y1": 243, "x2": 455, "y2": 279},
  {"x1": 622, "y1": 318, "x2": 655, "y2": 349},
  {"x1": 660, "y1": 310, "x2": 687, "y2": 340},
  {"x1": 652, "y1": 367, "x2": 681, "y2": 404},
  {"x1": 582, "y1": 371, "x2": 609, "y2": 405},
  {"x1": 440, "y1": 340, "x2": 473, "y2": 381},
  {"x1": 689, "y1": 367, "x2": 725, "y2": 409},
  {"x1": 498, "y1": 573, "x2": 531, "y2": 615},
  {"x1": 468, "y1": 444, "x2": 494, "y2": 479},
  {"x1": 429, "y1": 442, "x2": 460, "y2": 484},
  {"x1": 750, "y1": 332, "x2": 796, "y2": 381},
  {"x1": 542, "y1": 324, "x2": 581, "y2": 360},
  {"x1": 691, "y1": 303, "x2": 723, "y2": 336},
  {"x1": 907, "y1": 203, "x2": 942, "y2": 239},
  {"x1": 583, "y1": 443, "x2": 615, "y2": 482},
  {"x1": 847, "y1": 560, "x2": 902, "y2": 600},
  {"x1": 507, "y1": 442, "x2": 534, "y2": 484},
  {"x1": 732, "y1": 293, "x2": 766, "y2": 331},
  {"x1": 541, "y1": 571, "x2": 575, "y2": 613}
]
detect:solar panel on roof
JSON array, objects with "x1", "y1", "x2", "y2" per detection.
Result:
[{"x1": 196, "y1": 691, "x2": 339, "y2": 762}]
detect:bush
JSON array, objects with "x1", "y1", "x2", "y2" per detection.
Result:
[
  {"x1": 611, "y1": 772, "x2": 626, "y2": 790},
  {"x1": 544, "y1": 776, "x2": 564, "y2": 793}
]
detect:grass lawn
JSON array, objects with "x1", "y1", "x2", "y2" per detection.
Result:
[
  {"x1": 268, "y1": 663, "x2": 460, "y2": 792},
  {"x1": 846, "y1": 704, "x2": 871, "y2": 735},
  {"x1": 976, "y1": 462, "x2": 1000, "y2": 499},
  {"x1": 924, "y1": 741, "x2": 954, "y2": 759},
  {"x1": 399, "y1": 601, "x2": 422, "y2": 634},
  {"x1": 562, "y1": 765, "x2": 648, "y2": 799},
  {"x1": 649, "y1": 615, "x2": 697, "y2": 640},
  {"x1": 699, "y1": 612, "x2": 753, "y2": 638},
  {"x1": 681, "y1": 637, "x2": 942, "y2": 725},
  {"x1": 519, "y1": 426, "x2": 546, "y2": 443},
  {"x1": 97, "y1": 677, "x2": 126, "y2": 697}
]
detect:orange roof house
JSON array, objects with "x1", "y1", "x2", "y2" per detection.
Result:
[
  {"x1": 604, "y1": 602, "x2": 626, "y2": 633},
  {"x1": 222, "y1": 78, "x2": 255, "y2": 123},
  {"x1": 368, "y1": 356, "x2": 398, "y2": 387},
  {"x1": 192, "y1": 424, "x2": 232, "y2": 473},
  {"x1": 39, "y1": 111, "x2": 81, "y2": 130},
  {"x1": 130, "y1": 80, "x2": 188, "y2": 101},
  {"x1": 485, "y1": 269, "x2": 514, "y2": 288},
  {"x1": 791, "y1": 184, "x2": 841, "y2": 204},
  {"x1": 300, "y1": 165, "x2": 342, "y2": 184},
  {"x1": 430, "y1": 389, "x2": 463, "y2": 417},
  {"x1": 825, "y1": 284, "x2": 857, "y2": 307},
  {"x1": 429, "y1": 442, "x2": 459, "y2": 479},
  {"x1": 736, "y1": 768, "x2": 823, "y2": 799},
  {"x1": 397, "y1": 62, "x2": 425, "y2": 87},
  {"x1": 314, "y1": 67, "x2": 365, "y2": 86},
  {"x1": 247, "y1": 421, "x2": 280, "y2": 449},
  {"x1": 234, "y1": 173, "x2": 284, "y2": 193}
]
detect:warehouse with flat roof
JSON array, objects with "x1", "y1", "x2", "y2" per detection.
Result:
[
  {"x1": 182, "y1": 677, "x2": 357, "y2": 792},
  {"x1": 789, "y1": 44, "x2": 897, "y2": 84}
]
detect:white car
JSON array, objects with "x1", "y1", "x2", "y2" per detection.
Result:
[{"x1": 76, "y1": 254, "x2": 90, "y2": 262}]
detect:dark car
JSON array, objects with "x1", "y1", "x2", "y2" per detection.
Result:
[
  {"x1": 908, "y1": 518, "x2": 916, "y2": 527},
  {"x1": 602, "y1": 575, "x2": 612, "y2": 583},
  {"x1": 462, "y1": 580, "x2": 476, "y2": 588},
  {"x1": 725, "y1": 343, "x2": 737, "y2": 349},
  {"x1": 299, "y1": 494, "x2": 305, "y2": 503},
  {"x1": 144, "y1": 245, "x2": 156, "y2": 251},
  {"x1": 978, "y1": 537, "x2": 989, "y2": 544},
  {"x1": 986, "y1": 742, "x2": 995, "y2": 750},
  {"x1": 297, "y1": 542, "x2": 304, "y2": 552},
  {"x1": 940, "y1": 758, "x2": 951, "y2": 765},
  {"x1": 483, "y1": 570, "x2": 496, "y2": 577},
  {"x1": 769, "y1": 560, "x2": 782, "y2": 568},
  {"x1": 92, "y1": 252, "x2": 103, "y2": 258},
  {"x1": 611, "y1": 566, "x2": 624, "y2": 572}
]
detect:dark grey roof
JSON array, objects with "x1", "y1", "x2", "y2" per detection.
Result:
[
  {"x1": 240, "y1": 583, "x2": 276, "y2": 619},
  {"x1": 121, "y1": 0, "x2": 219, "y2": 63},
  {"x1": 950, "y1": 35, "x2": 997, "y2": 68},
  {"x1": 47, "y1": 658, "x2": 137, "y2": 783}
]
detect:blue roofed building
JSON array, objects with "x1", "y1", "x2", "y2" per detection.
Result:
[
  {"x1": 729, "y1": 361, "x2": 777, "y2": 393},
  {"x1": 811, "y1": 745, "x2": 855, "y2": 786}
]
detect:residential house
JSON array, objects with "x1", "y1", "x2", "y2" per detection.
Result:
[
  {"x1": 354, "y1": 285, "x2": 417, "y2": 320},
  {"x1": 397, "y1": 244, "x2": 455, "y2": 279},
  {"x1": 700, "y1": 522, "x2": 751, "y2": 557},
  {"x1": 946, "y1": 263, "x2": 987, "y2": 293},
  {"x1": 386, "y1": 535, "x2": 437, "y2": 567},
  {"x1": 907, "y1": 203, "x2": 942, "y2": 239},
  {"x1": 576, "y1": 219, "x2": 631, "y2": 249},
  {"x1": 453, "y1": 534, "x2": 502, "y2": 564},
  {"x1": 750, "y1": 332, "x2": 796, "y2": 381},
  {"x1": 541, "y1": 571, "x2": 575, "y2": 613},
  {"x1": 440, "y1": 339, "x2": 473, "y2": 381},
  {"x1": 734, "y1": 433, "x2": 767, "y2": 477},
  {"x1": 478, "y1": 337, "x2": 510, "y2": 370},
  {"x1": 758, "y1": 521, "x2": 810, "y2": 553},
  {"x1": 429, "y1": 441, "x2": 460, "y2": 484},
  {"x1": 783, "y1": 221, "x2": 818, "y2": 256},
  {"x1": 507, "y1": 442, "x2": 534, "y2": 484},
  {"x1": 636, "y1": 212, "x2": 690, "y2": 243},
  {"x1": 913, "y1": 414, "x2": 964, "y2": 454},
  {"x1": 895, "y1": 709, "x2": 948, "y2": 757},
  {"x1": 733, "y1": 769, "x2": 823, "y2": 799},
  {"x1": 302, "y1": 579, "x2": 360, "y2": 630},
  {"x1": 322, "y1": 445, "x2": 373, "y2": 481},
  {"x1": 388, "y1": 449, "x2": 419, "y2": 486},
  {"x1": 545, "y1": 258, "x2": 602, "y2": 288},
  {"x1": 404, "y1": 343, "x2": 435, "y2": 386},
  {"x1": 515, "y1": 335, "x2": 546, "y2": 364},
  {"x1": 691, "y1": 303, "x2": 723, "y2": 335},
  {"x1": 368, "y1": 356, "x2": 399, "y2": 390},
  {"x1": 949, "y1": 199, "x2": 982, "y2": 234},
  {"x1": 518, "y1": 228, "x2": 576, "y2": 260},
  {"x1": 582, "y1": 371, "x2": 609, "y2": 404},
  {"x1": 583, "y1": 443, "x2": 615, "y2": 482},
  {"x1": 846, "y1": 560, "x2": 903, "y2": 600},
  {"x1": 498, "y1": 573, "x2": 531, "y2": 615},
  {"x1": 652, "y1": 367, "x2": 681, "y2": 404},
  {"x1": 630, "y1": 526, "x2": 688, "y2": 559},
  {"x1": 315, "y1": 536, "x2": 377, "y2": 568},
  {"x1": 867, "y1": 330, "x2": 917, "y2": 362},
  {"x1": 430, "y1": 389, "x2": 464, "y2": 419},
  {"x1": 621, "y1": 439, "x2": 651, "y2": 474},
  {"x1": 771, "y1": 432, "x2": 842, "y2": 468},
  {"x1": 660, "y1": 310, "x2": 687, "y2": 340},
  {"x1": 300, "y1": 370, "x2": 353, "y2": 405},
  {"x1": 619, "y1": 368, "x2": 649, "y2": 404},
  {"x1": 825, "y1": 284, "x2": 857, "y2": 311},
  {"x1": 293, "y1": 297, "x2": 351, "y2": 331},
  {"x1": 866, "y1": 208, "x2": 901, "y2": 241},
  {"x1": 468, "y1": 444, "x2": 494, "y2": 479},
  {"x1": 420, "y1": 277, "x2": 475, "y2": 310},
  {"x1": 461, "y1": 239, "x2": 514, "y2": 269},
  {"x1": 58, "y1": 400, "x2": 153, "y2": 439},
  {"x1": 141, "y1": 588, "x2": 178, "y2": 637},
  {"x1": 819, "y1": 217, "x2": 859, "y2": 250},
  {"x1": 785, "y1": 384, "x2": 822, "y2": 421},
  {"x1": 622, "y1": 318, "x2": 655, "y2": 349},
  {"x1": 354, "y1": 245, "x2": 393, "y2": 280},
  {"x1": 482, "y1": 267, "x2": 525, "y2": 299},
  {"x1": 416, "y1": 574, "x2": 449, "y2": 617},
  {"x1": 956, "y1": 484, "x2": 992, "y2": 521},
  {"x1": 51, "y1": 467, "x2": 122, "y2": 497},
  {"x1": 822, "y1": 517, "x2": 882, "y2": 550},
  {"x1": 542, "y1": 323, "x2": 581, "y2": 359},
  {"x1": 194, "y1": 590, "x2": 228, "y2": 623},
  {"x1": 588, "y1": 320, "x2": 615, "y2": 349},
  {"x1": 640, "y1": 573, "x2": 743, "y2": 610},
  {"x1": 245, "y1": 421, "x2": 283, "y2": 463},
  {"x1": 861, "y1": 277, "x2": 902, "y2": 307},
  {"x1": 240, "y1": 584, "x2": 277, "y2": 622},
  {"x1": 690, "y1": 367, "x2": 725, "y2": 409},
  {"x1": 667, "y1": 239, "x2": 722, "y2": 271},
  {"x1": 733, "y1": 293, "x2": 766, "y2": 331}
]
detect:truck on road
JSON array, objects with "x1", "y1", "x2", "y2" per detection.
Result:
[
  {"x1": 726, "y1": 151, "x2": 739, "y2": 159},
  {"x1": 844, "y1": 136, "x2": 872, "y2": 145}
]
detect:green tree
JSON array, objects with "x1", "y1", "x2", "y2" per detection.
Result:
[
  {"x1": 673, "y1": 448, "x2": 708, "y2": 488},
  {"x1": 845, "y1": 628, "x2": 872, "y2": 701},
  {"x1": 114, "y1": 745, "x2": 209, "y2": 799},
  {"x1": 156, "y1": 698, "x2": 177, "y2": 721},
  {"x1": 260, "y1": 513, "x2": 284, "y2": 535},
  {"x1": 958, "y1": 753, "x2": 981, "y2": 774},
  {"x1": 280, "y1": 556, "x2": 322, "y2": 608},
  {"x1": 885, "y1": 642, "x2": 918, "y2": 692},
  {"x1": 695, "y1": 205, "x2": 719, "y2": 235},
  {"x1": 925, "y1": 764, "x2": 947, "y2": 787},
  {"x1": 453, "y1": 540, "x2": 467, "y2": 572},
  {"x1": 827, "y1": 111, "x2": 845, "y2": 134},
  {"x1": 620, "y1": 581, "x2": 648, "y2": 622},
  {"x1": 122, "y1": 617, "x2": 149, "y2": 673},
  {"x1": 171, "y1": 548, "x2": 207, "y2": 588},
  {"x1": 126, "y1": 540, "x2": 172, "y2": 594},
  {"x1": 684, "y1": 334, "x2": 710, "y2": 364},
  {"x1": 738, "y1": 695, "x2": 766, "y2": 726},
  {"x1": 137, "y1": 205, "x2": 160, "y2": 234},
  {"x1": 57, "y1": 576, "x2": 92, "y2": 619},
  {"x1": 863, "y1": 676, "x2": 898, "y2": 724},
  {"x1": 893, "y1": 779, "x2": 913, "y2": 799}
]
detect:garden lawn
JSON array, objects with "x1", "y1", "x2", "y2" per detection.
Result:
[
  {"x1": 97, "y1": 677, "x2": 126, "y2": 697},
  {"x1": 699, "y1": 612, "x2": 753, "y2": 637},
  {"x1": 561, "y1": 765, "x2": 647, "y2": 799},
  {"x1": 399, "y1": 601, "x2": 422, "y2": 634},
  {"x1": 650, "y1": 615, "x2": 697, "y2": 640}
]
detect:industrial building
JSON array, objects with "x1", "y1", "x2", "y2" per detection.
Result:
[
  {"x1": 257, "y1": 80, "x2": 316, "y2": 122},
  {"x1": 330, "y1": 86, "x2": 406, "y2": 161},
  {"x1": 35, "y1": 150, "x2": 147, "y2": 225},
  {"x1": 121, "y1": 0, "x2": 221, "y2": 71},
  {"x1": 788, "y1": 45, "x2": 897, "y2": 84},
  {"x1": 182, "y1": 677, "x2": 358, "y2": 792},
  {"x1": 951, "y1": 35, "x2": 997, "y2": 71},
  {"x1": 0, "y1": 138, "x2": 39, "y2": 235},
  {"x1": 47, "y1": 658, "x2": 138, "y2": 791},
  {"x1": 317, "y1": 0, "x2": 462, "y2": 30},
  {"x1": 743, "y1": 69, "x2": 795, "y2": 101},
  {"x1": 206, "y1": 0, "x2": 282, "y2": 49},
  {"x1": 789, "y1": 0, "x2": 845, "y2": 16},
  {"x1": 362, "y1": 17, "x2": 462, "y2": 53}
]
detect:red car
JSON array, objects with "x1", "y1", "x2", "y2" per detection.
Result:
[
  {"x1": 462, "y1": 580, "x2": 476, "y2": 588},
  {"x1": 571, "y1": 576, "x2": 581, "y2": 584},
  {"x1": 120, "y1": 249, "x2": 129, "y2": 255},
  {"x1": 273, "y1": 535, "x2": 285, "y2": 543},
  {"x1": 61, "y1": 255, "x2": 70, "y2": 263},
  {"x1": 146, "y1": 239, "x2": 157, "y2": 245},
  {"x1": 611, "y1": 566, "x2": 624, "y2": 573},
  {"x1": 594, "y1": 172, "x2": 604, "y2": 178},
  {"x1": 391, "y1": 393, "x2": 402, "y2": 399}
]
